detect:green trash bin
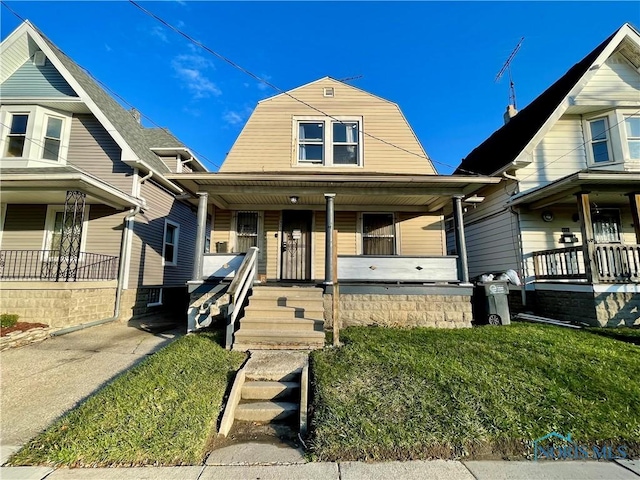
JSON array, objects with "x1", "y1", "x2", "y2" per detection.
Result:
[{"x1": 474, "y1": 281, "x2": 511, "y2": 325}]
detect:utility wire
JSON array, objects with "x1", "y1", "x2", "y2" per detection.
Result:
[
  {"x1": 0, "y1": 1, "x2": 25, "y2": 22},
  {"x1": 127, "y1": 0, "x2": 481, "y2": 176}
]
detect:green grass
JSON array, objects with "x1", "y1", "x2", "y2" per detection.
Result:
[
  {"x1": 310, "y1": 324, "x2": 640, "y2": 461},
  {"x1": 9, "y1": 332, "x2": 246, "y2": 467},
  {"x1": 585, "y1": 326, "x2": 640, "y2": 345}
]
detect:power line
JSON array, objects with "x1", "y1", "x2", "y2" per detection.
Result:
[
  {"x1": 0, "y1": 1, "x2": 25, "y2": 22},
  {"x1": 127, "y1": 0, "x2": 482, "y2": 176}
]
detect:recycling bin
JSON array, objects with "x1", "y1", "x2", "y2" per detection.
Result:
[{"x1": 473, "y1": 281, "x2": 511, "y2": 325}]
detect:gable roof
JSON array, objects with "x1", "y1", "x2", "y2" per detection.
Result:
[
  {"x1": 455, "y1": 23, "x2": 638, "y2": 176},
  {"x1": 1, "y1": 21, "x2": 207, "y2": 186}
]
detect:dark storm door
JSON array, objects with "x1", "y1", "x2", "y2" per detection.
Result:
[{"x1": 280, "y1": 210, "x2": 312, "y2": 280}]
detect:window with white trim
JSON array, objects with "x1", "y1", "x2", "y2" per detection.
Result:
[
  {"x1": 235, "y1": 211, "x2": 258, "y2": 252},
  {"x1": 147, "y1": 288, "x2": 163, "y2": 307},
  {"x1": 295, "y1": 117, "x2": 363, "y2": 166},
  {"x1": 42, "y1": 205, "x2": 89, "y2": 258},
  {"x1": 588, "y1": 117, "x2": 612, "y2": 163},
  {"x1": 1, "y1": 106, "x2": 71, "y2": 163},
  {"x1": 163, "y1": 220, "x2": 179, "y2": 266},
  {"x1": 362, "y1": 213, "x2": 395, "y2": 255},
  {"x1": 624, "y1": 115, "x2": 640, "y2": 160}
]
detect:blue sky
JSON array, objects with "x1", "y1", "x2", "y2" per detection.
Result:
[{"x1": 1, "y1": 1, "x2": 638, "y2": 173}]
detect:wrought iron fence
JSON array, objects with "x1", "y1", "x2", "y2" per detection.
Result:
[{"x1": 0, "y1": 250, "x2": 118, "y2": 282}]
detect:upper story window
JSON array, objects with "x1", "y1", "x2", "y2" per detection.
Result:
[
  {"x1": 585, "y1": 111, "x2": 640, "y2": 166},
  {"x1": 588, "y1": 118, "x2": 612, "y2": 163},
  {"x1": 163, "y1": 220, "x2": 179, "y2": 266},
  {"x1": 295, "y1": 116, "x2": 363, "y2": 167},
  {"x1": 0, "y1": 106, "x2": 71, "y2": 163},
  {"x1": 624, "y1": 116, "x2": 640, "y2": 160}
]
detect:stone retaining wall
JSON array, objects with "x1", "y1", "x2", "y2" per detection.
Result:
[
  {"x1": 0, "y1": 327, "x2": 52, "y2": 351},
  {"x1": 324, "y1": 293, "x2": 473, "y2": 329}
]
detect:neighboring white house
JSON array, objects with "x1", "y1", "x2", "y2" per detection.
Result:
[
  {"x1": 0, "y1": 21, "x2": 208, "y2": 329},
  {"x1": 454, "y1": 23, "x2": 640, "y2": 327}
]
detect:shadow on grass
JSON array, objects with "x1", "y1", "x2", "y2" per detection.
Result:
[{"x1": 583, "y1": 327, "x2": 640, "y2": 346}]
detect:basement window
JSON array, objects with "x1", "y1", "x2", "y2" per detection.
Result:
[{"x1": 147, "y1": 288, "x2": 163, "y2": 307}]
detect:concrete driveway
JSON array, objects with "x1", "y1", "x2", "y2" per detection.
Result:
[{"x1": 0, "y1": 318, "x2": 183, "y2": 464}]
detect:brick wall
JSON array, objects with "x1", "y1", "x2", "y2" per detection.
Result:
[{"x1": 324, "y1": 293, "x2": 473, "y2": 329}]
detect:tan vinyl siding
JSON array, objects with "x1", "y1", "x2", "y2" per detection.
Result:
[
  {"x1": 220, "y1": 78, "x2": 435, "y2": 175},
  {"x1": 314, "y1": 211, "x2": 326, "y2": 281},
  {"x1": 336, "y1": 212, "x2": 357, "y2": 255},
  {"x1": 67, "y1": 114, "x2": 133, "y2": 193},
  {"x1": 398, "y1": 213, "x2": 445, "y2": 256},
  {"x1": 517, "y1": 115, "x2": 588, "y2": 192},
  {"x1": 85, "y1": 205, "x2": 126, "y2": 256},
  {"x1": 129, "y1": 180, "x2": 196, "y2": 288},
  {"x1": 212, "y1": 207, "x2": 231, "y2": 249},
  {"x1": 575, "y1": 53, "x2": 640, "y2": 104},
  {"x1": 1, "y1": 204, "x2": 46, "y2": 249},
  {"x1": 264, "y1": 211, "x2": 279, "y2": 278}
]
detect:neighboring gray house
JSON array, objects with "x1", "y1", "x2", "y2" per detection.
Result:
[
  {"x1": 453, "y1": 23, "x2": 640, "y2": 327},
  {"x1": 0, "y1": 21, "x2": 208, "y2": 329}
]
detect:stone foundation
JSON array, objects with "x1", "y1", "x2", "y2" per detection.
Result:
[
  {"x1": 0, "y1": 281, "x2": 117, "y2": 329},
  {"x1": 324, "y1": 290, "x2": 473, "y2": 329},
  {"x1": 0, "y1": 326, "x2": 52, "y2": 351},
  {"x1": 532, "y1": 287, "x2": 640, "y2": 327}
]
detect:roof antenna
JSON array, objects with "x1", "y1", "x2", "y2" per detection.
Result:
[
  {"x1": 496, "y1": 37, "x2": 524, "y2": 123},
  {"x1": 338, "y1": 75, "x2": 363, "y2": 82}
]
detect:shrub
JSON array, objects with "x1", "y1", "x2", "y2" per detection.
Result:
[{"x1": 1, "y1": 314, "x2": 19, "y2": 328}]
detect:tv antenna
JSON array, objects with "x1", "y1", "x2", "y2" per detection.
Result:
[
  {"x1": 338, "y1": 75, "x2": 363, "y2": 82},
  {"x1": 495, "y1": 37, "x2": 524, "y2": 109}
]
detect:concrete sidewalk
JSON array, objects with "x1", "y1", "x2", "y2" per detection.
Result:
[
  {"x1": 1, "y1": 459, "x2": 638, "y2": 479},
  {"x1": 0, "y1": 318, "x2": 182, "y2": 465}
]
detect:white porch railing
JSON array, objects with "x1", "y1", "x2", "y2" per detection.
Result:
[
  {"x1": 202, "y1": 253, "x2": 246, "y2": 280},
  {"x1": 225, "y1": 247, "x2": 259, "y2": 349},
  {"x1": 337, "y1": 255, "x2": 460, "y2": 283}
]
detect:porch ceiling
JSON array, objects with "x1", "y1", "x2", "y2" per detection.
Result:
[
  {"x1": 510, "y1": 171, "x2": 640, "y2": 210},
  {"x1": 0, "y1": 167, "x2": 141, "y2": 209},
  {"x1": 165, "y1": 172, "x2": 500, "y2": 212}
]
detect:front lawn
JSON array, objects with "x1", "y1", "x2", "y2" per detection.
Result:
[
  {"x1": 9, "y1": 332, "x2": 246, "y2": 467},
  {"x1": 310, "y1": 324, "x2": 640, "y2": 461}
]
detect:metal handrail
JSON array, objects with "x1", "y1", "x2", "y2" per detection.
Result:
[
  {"x1": 0, "y1": 250, "x2": 118, "y2": 281},
  {"x1": 225, "y1": 246, "x2": 259, "y2": 348}
]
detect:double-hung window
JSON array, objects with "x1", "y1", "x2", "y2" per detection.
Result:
[
  {"x1": 362, "y1": 213, "x2": 395, "y2": 255},
  {"x1": 4, "y1": 113, "x2": 29, "y2": 158},
  {"x1": 295, "y1": 117, "x2": 362, "y2": 167},
  {"x1": 624, "y1": 115, "x2": 640, "y2": 160},
  {"x1": 588, "y1": 118, "x2": 612, "y2": 163},
  {"x1": 42, "y1": 116, "x2": 63, "y2": 160},
  {"x1": 163, "y1": 221, "x2": 179, "y2": 266}
]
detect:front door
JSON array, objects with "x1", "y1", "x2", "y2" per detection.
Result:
[{"x1": 280, "y1": 210, "x2": 312, "y2": 280}]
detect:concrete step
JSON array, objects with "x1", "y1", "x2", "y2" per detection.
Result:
[
  {"x1": 245, "y1": 369, "x2": 302, "y2": 382},
  {"x1": 241, "y1": 381, "x2": 300, "y2": 400},
  {"x1": 234, "y1": 401, "x2": 298, "y2": 422},
  {"x1": 248, "y1": 297, "x2": 325, "y2": 309},
  {"x1": 234, "y1": 329, "x2": 325, "y2": 344},
  {"x1": 250, "y1": 287, "x2": 324, "y2": 300},
  {"x1": 239, "y1": 317, "x2": 324, "y2": 332},
  {"x1": 244, "y1": 305, "x2": 325, "y2": 320}
]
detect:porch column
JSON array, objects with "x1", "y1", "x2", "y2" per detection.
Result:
[
  {"x1": 628, "y1": 192, "x2": 640, "y2": 244},
  {"x1": 452, "y1": 195, "x2": 470, "y2": 284},
  {"x1": 324, "y1": 193, "x2": 336, "y2": 285},
  {"x1": 575, "y1": 191, "x2": 596, "y2": 282},
  {"x1": 192, "y1": 192, "x2": 208, "y2": 282}
]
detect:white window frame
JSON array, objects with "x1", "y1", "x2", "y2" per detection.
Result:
[
  {"x1": 162, "y1": 220, "x2": 180, "y2": 267},
  {"x1": 0, "y1": 105, "x2": 72, "y2": 164},
  {"x1": 357, "y1": 212, "x2": 398, "y2": 256},
  {"x1": 230, "y1": 211, "x2": 263, "y2": 253},
  {"x1": 41, "y1": 205, "x2": 90, "y2": 260},
  {"x1": 618, "y1": 112, "x2": 640, "y2": 162},
  {"x1": 585, "y1": 116, "x2": 614, "y2": 165},
  {"x1": 293, "y1": 116, "x2": 364, "y2": 167},
  {"x1": 146, "y1": 287, "x2": 163, "y2": 307}
]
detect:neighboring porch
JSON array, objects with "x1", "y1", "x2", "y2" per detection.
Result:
[
  {"x1": 167, "y1": 172, "x2": 499, "y2": 347},
  {"x1": 511, "y1": 171, "x2": 640, "y2": 326}
]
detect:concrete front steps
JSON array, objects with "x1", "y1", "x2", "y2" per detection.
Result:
[{"x1": 233, "y1": 286, "x2": 325, "y2": 350}]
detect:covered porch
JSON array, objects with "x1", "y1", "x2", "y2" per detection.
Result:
[
  {"x1": 167, "y1": 172, "x2": 499, "y2": 340},
  {"x1": 511, "y1": 171, "x2": 640, "y2": 326}
]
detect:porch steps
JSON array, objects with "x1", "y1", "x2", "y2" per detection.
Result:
[{"x1": 233, "y1": 286, "x2": 325, "y2": 350}]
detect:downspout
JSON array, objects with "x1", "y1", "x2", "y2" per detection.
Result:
[{"x1": 52, "y1": 171, "x2": 153, "y2": 336}]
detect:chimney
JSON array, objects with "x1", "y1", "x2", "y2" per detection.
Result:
[
  {"x1": 503, "y1": 105, "x2": 518, "y2": 124},
  {"x1": 130, "y1": 108, "x2": 141, "y2": 124}
]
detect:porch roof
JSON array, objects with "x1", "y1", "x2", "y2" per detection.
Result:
[
  {"x1": 0, "y1": 166, "x2": 142, "y2": 209},
  {"x1": 165, "y1": 172, "x2": 499, "y2": 212},
  {"x1": 509, "y1": 171, "x2": 640, "y2": 209}
]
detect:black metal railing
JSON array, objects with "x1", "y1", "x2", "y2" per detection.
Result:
[{"x1": 0, "y1": 250, "x2": 118, "y2": 282}]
